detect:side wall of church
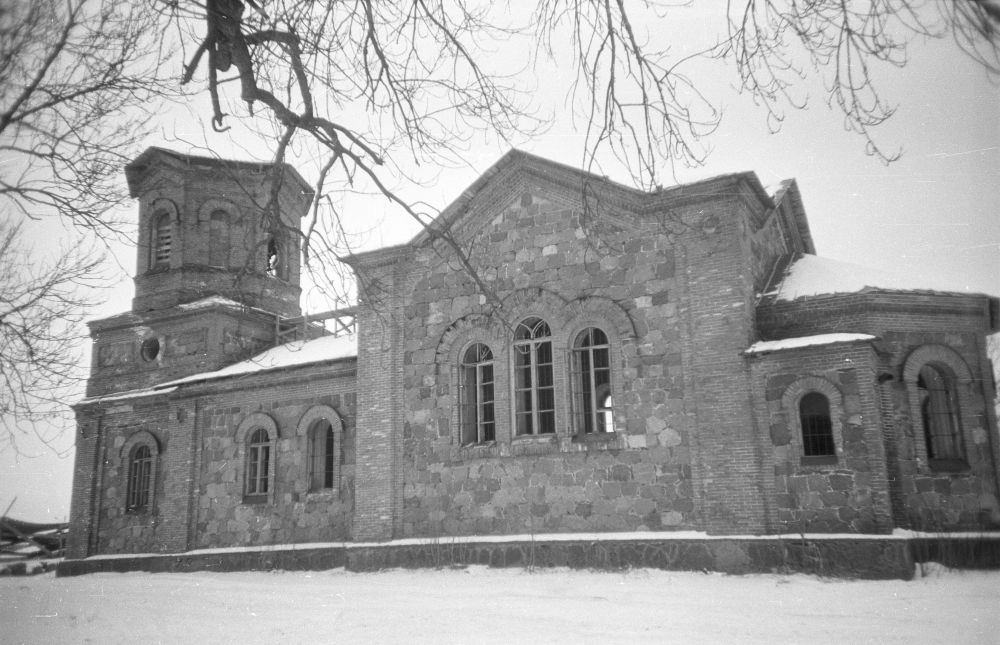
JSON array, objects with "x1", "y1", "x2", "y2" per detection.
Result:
[
  {"x1": 759, "y1": 295, "x2": 1000, "y2": 531},
  {"x1": 191, "y1": 364, "x2": 357, "y2": 548},
  {"x1": 71, "y1": 362, "x2": 357, "y2": 556},
  {"x1": 361, "y1": 174, "x2": 788, "y2": 538},
  {"x1": 749, "y1": 343, "x2": 894, "y2": 534}
]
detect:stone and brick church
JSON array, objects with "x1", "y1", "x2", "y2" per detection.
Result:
[{"x1": 66, "y1": 147, "x2": 1000, "y2": 561}]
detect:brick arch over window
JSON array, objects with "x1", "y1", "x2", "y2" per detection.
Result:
[
  {"x1": 119, "y1": 430, "x2": 161, "y2": 514},
  {"x1": 435, "y1": 314, "x2": 502, "y2": 369},
  {"x1": 235, "y1": 412, "x2": 279, "y2": 503},
  {"x1": 500, "y1": 287, "x2": 572, "y2": 329},
  {"x1": 902, "y1": 344, "x2": 972, "y2": 470},
  {"x1": 563, "y1": 296, "x2": 638, "y2": 343},
  {"x1": 296, "y1": 405, "x2": 344, "y2": 492},
  {"x1": 780, "y1": 375, "x2": 845, "y2": 465}
]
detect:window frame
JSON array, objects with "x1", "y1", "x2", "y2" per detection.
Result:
[
  {"x1": 297, "y1": 406, "x2": 344, "y2": 496},
  {"x1": 513, "y1": 317, "x2": 556, "y2": 436},
  {"x1": 459, "y1": 343, "x2": 496, "y2": 445},
  {"x1": 120, "y1": 431, "x2": 160, "y2": 515},
  {"x1": 570, "y1": 327, "x2": 614, "y2": 436},
  {"x1": 308, "y1": 419, "x2": 336, "y2": 491},
  {"x1": 126, "y1": 445, "x2": 154, "y2": 512},
  {"x1": 903, "y1": 345, "x2": 973, "y2": 473},
  {"x1": 244, "y1": 427, "x2": 272, "y2": 503},
  {"x1": 780, "y1": 376, "x2": 845, "y2": 468},
  {"x1": 798, "y1": 391, "x2": 836, "y2": 463},
  {"x1": 917, "y1": 363, "x2": 966, "y2": 469}
]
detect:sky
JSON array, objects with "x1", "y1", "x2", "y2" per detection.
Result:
[{"x1": 1, "y1": 5, "x2": 998, "y2": 522}]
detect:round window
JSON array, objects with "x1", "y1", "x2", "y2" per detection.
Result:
[{"x1": 140, "y1": 337, "x2": 160, "y2": 362}]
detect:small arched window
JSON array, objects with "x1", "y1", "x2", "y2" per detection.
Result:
[
  {"x1": 151, "y1": 211, "x2": 172, "y2": 268},
  {"x1": 513, "y1": 317, "x2": 555, "y2": 435},
  {"x1": 460, "y1": 343, "x2": 495, "y2": 445},
  {"x1": 917, "y1": 364, "x2": 963, "y2": 461},
  {"x1": 245, "y1": 428, "x2": 272, "y2": 502},
  {"x1": 208, "y1": 210, "x2": 230, "y2": 268},
  {"x1": 126, "y1": 444, "x2": 154, "y2": 512},
  {"x1": 308, "y1": 419, "x2": 336, "y2": 491},
  {"x1": 571, "y1": 327, "x2": 613, "y2": 434},
  {"x1": 266, "y1": 235, "x2": 288, "y2": 280},
  {"x1": 799, "y1": 392, "x2": 835, "y2": 458}
]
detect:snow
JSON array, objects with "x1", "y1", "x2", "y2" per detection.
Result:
[
  {"x1": 76, "y1": 385, "x2": 176, "y2": 406},
  {"x1": 770, "y1": 254, "x2": 993, "y2": 301},
  {"x1": 82, "y1": 530, "x2": 947, "y2": 563},
  {"x1": 160, "y1": 334, "x2": 358, "y2": 387},
  {"x1": 3, "y1": 566, "x2": 998, "y2": 643},
  {"x1": 745, "y1": 333, "x2": 876, "y2": 355},
  {"x1": 175, "y1": 295, "x2": 245, "y2": 310}
]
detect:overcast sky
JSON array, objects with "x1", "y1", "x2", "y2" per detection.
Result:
[{"x1": 3, "y1": 5, "x2": 998, "y2": 522}]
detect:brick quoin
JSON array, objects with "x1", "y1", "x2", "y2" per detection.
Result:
[{"x1": 66, "y1": 148, "x2": 1000, "y2": 564}]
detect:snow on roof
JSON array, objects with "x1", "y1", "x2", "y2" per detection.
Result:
[
  {"x1": 771, "y1": 254, "x2": 990, "y2": 301},
  {"x1": 76, "y1": 385, "x2": 177, "y2": 407},
  {"x1": 176, "y1": 295, "x2": 245, "y2": 310},
  {"x1": 161, "y1": 333, "x2": 358, "y2": 387},
  {"x1": 745, "y1": 333, "x2": 876, "y2": 355}
]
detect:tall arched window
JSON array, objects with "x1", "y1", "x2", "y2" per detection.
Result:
[
  {"x1": 308, "y1": 419, "x2": 336, "y2": 490},
  {"x1": 571, "y1": 328, "x2": 613, "y2": 434},
  {"x1": 151, "y1": 211, "x2": 172, "y2": 268},
  {"x1": 799, "y1": 392, "x2": 835, "y2": 457},
  {"x1": 266, "y1": 235, "x2": 288, "y2": 280},
  {"x1": 245, "y1": 428, "x2": 271, "y2": 502},
  {"x1": 126, "y1": 444, "x2": 154, "y2": 512},
  {"x1": 460, "y1": 343, "x2": 495, "y2": 445},
  {"x1": 208, "y1": 210, "x2": 230, "y2": 268},
  {"x1": 918, "y1": 364, "x2": 963, "y2": 461},
  {"x1": 514, "y1": 317, "x2": 555, "y2": 435}
]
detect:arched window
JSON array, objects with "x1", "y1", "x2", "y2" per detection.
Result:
[
  {"x1": 208, "y1": 210, "x2": 230, "y2": 268},
  {"x1": 571, "y1": 327, "x2": 613, "y2": 434},
  {"x1": 151, "y1": 211, "x2": 172, "y2": 268},
  {"x1": 245, "y1": 428, "x2": 272, "y2": 502},
  {"x1": 799, "y1": 392, "x2": 835, "y2": 457},
  {"x1": 308, "y1": 419, "x2": 336, "y2": 490},
  {"x1": 513, "y1": 317, "x2": 555, "y2": 435},
  {"x1": 917, "y1": 364, "x2": 963, "y2": 461},
  {"x1": 266, "y1": 235, "x2": 288, "y2": 280},
  {"x1": 460, "y1": 343, "x2": 495, "y2": 445},
  {"x1": 126, "y1": 444, "x2": 154, "y2": 512}
]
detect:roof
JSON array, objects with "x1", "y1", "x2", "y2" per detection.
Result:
[
  {"x1": 745, "y1": 333, "x2": 876, "y2": 355},
  {"x1": 769, "y1": 254, "x2": 996, "y2": 301},
  {"x1": 160, "y1": 333, "x2": 358, "y2": 388},
  {"x1": 347, "y1": 149, "x2": 785, "y2": 265},
  {"x1": 77, "y1": 334, "x2": 358, "y2": 406},
  {"x1": 125, "y1": 146, "x2": 314, "y2": 199}
]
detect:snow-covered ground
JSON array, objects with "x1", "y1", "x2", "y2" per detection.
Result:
[{"x1": 2, "y1": 565, "x2": 998, "y2": 644}]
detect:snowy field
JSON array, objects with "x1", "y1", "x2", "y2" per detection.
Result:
[{"x1": 2, "y1": 565, "x2": 998, "y2": 644}]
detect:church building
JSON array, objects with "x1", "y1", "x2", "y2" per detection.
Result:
[{"x1": 66, "y1": 147, "x2": 1000, "y2": 562}]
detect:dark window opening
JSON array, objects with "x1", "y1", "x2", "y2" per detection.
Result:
[
  {"x1": 126, "y1": 445, "x2": 153, "y2": 512},
  {"x1": 245, "y1": 428, "x2": 271, "y2": 501},
  {"x1": 140, "y1": 337, "x2": 160, "y2": 362},
  {"x1": 572, "y1": 327, "x2": 613, "y2": 434},
  {"x1": 514, "y1": 317, "x2": 555, "y2": 435},
  {"x1": 460, "y1": 343, "x2": 495, "y2": 445},
  {"x1": 309, "y1": 419, "x2": 336, "y2": 491},
  {"x1": 918, "y1": 365, "x2": 963, "y2": 462},
  {"x1": 800, "y1": 392, "x2": 835, "y2": 457},
  {"x1": 266, "y1": 236, "x2": 287, "y2": 280}
]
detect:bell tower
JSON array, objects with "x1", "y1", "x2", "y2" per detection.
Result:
[
  {"x1": 84, "y1": 148, "x2": 314, "y2": 397},
  {"x1": 125, "y1": 147, "x2": 312, "y2": 316}
]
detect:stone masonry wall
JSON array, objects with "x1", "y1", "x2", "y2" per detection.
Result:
[
  {"x1": 382, "y1": 171, "x2": 777, "y2": 538},
  {"x1": 750, "y1": 343, "x2": 893, "y2": 534},
  {"x1": 192, "y1": 366, "x2": 357, "y2": 548}
]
